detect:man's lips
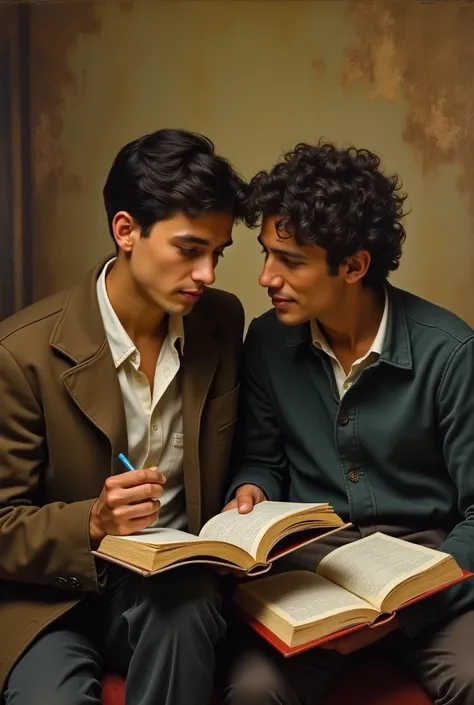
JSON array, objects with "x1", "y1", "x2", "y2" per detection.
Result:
[
  {"x1": 270, "y1": 295, "x2": 295, "y2": 309},
  {"x1": 179, "y1": 290, "x2": 203, "y2": 300}
]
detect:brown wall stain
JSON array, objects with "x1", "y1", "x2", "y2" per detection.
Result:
[
  {"x1": 312, "y1": 58, "x2": 326, "y2": 76},
  {"x1": 342, "y1": 0, "x2": 474, "y2": 213},
  {"x1": 29, "y1": 3, "x2": 102, "y2": 294},
  {"x1": 30, "y1": 4, "x2": 101, "y2": 194}
]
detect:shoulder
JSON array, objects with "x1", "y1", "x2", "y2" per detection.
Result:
[
  {"x1": 397, "y1": 288, "x2": 474, "y2": 345},
  {"x1": 0, "y1": 288, "x2": 70, "y2": 353},
  {"x1": 246, "y1": 307, "x2": 292, "y2": 347},
  {"x1": 198, "y1": 287, "x2": 245, "y2": 331},
  {"x1": 201, "y1": 287, "x2": 243, "y2": 314}
]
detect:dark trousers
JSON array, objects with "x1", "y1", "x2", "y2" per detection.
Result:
[
  {"x1": 4, "y1": 564, "x2": 226, "y2": 705},
  {"x1": 222, "y1": 525, "x2": 474, "y2": 705}
]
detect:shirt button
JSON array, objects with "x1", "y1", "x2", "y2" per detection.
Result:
[
  {"x1": 135, "y1": 373, "x2": 141, "y2": 383},
  {"x1": 314, "y1": 342, "x2": 322, "y2": 349},
  {"x1": 152, "y1": 423, "x2": 158, "y2": 432},
  {"x1": 68, "y1": 577, "x2": 81, "y2": 589},
  {"x1": 343, "y1": 381, "x2": 350, "y2": 390},
  {"x1": 54, "y1": 576, "x2": 68, "y2": 588},
  {"x1": 130, "y1": 352, "x2": 137, "y2": 363},
  {"x1": 348, "y1": 470, "x2": 360, "y2": 483},
  {"x1": 339, "y1": 411, "x2": 349, "y2": 425}
]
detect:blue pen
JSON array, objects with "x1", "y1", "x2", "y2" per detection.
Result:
[{"x1": 118, "y1": 452, "x2": 136, "y2": 472}]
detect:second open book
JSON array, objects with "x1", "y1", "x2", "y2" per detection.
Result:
[
  {"x1": 93, "y1": 501, "x2": 350, "y2": 576},
  {"x1": 232, "y1": 532, "x2": 471, "y2": 656}
]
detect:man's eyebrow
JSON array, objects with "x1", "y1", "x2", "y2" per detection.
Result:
[
  {"x1": 171, "y1": 234, "x2": 233, "y2": 248},
  {"x1": 257, "y1": 234, "x2": 308, "y2": 260}
]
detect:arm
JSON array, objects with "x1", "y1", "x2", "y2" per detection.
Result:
[
  {"x1": 0, "y1": 344, "x2": 101, "y2": 592},
  {"x1": 225, "y1": 318, "x2": 289, "y2": 504},
  {"x1": 0, "y1": 345, "x2": 166, "y2": 591},
  {"x1": 398, "y1": 336, "x2": 474, "y2": 637}
]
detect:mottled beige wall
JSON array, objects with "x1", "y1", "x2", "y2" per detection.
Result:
[{"x1": 29, "y1": 0, "x2": 474, "y2": 325}]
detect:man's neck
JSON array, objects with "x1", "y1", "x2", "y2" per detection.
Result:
[
  {"x1": 105, "y1": 258, "x2": 167, "y2": 342},
  {"x1": 318, "y1": 286, "x2": 385, "y2": 363}
]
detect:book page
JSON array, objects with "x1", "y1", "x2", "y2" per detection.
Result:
[
  {"x1": 199, "y1": 502, "x2": 325, "y2": 558},
  {"x1": 111, "y1": 527, "x2": 202, "y2": 545},
  {"x1": 317, "y1": 532, "x2": 445, "y2": 608},
  {"x1": 237, "y1": 571, "x2": 373, "y2": 625}
]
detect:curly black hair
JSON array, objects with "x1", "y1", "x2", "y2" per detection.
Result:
[
  {"x1": 103, "y1": 128, "x2": 250, "y2": 240},
  {"x1": 248, "y1": 141, "x2": 407, "y2": 288}
]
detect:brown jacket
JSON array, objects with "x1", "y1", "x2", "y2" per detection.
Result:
[{"x1": 0, "y1": 260, "x2": 244, "y2": 692}]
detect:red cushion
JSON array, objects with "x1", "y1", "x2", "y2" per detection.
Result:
[
  {"x1": 100, "y1": 675, "x2": 221, "y2": 705},
  {"x1": 321, "y1": 659, "x2": 432, "y2": 705},
  {"x1": 102, "y1": 675, "x2": 125, "y2": 705},
  {"x1": 101, "y1": 659, "x2": 433, "y2": 705}
]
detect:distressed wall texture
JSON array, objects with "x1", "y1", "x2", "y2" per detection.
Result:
[{"x1": 29, "y1": 0, "x2": 474, "y2": 324}]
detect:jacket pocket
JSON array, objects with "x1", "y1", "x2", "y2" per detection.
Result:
[
  {"x1": 207, "y1": 384, "x2": 239, "y2": 431},
  {"x1": 207, "y1": 386, "x2": 239, "y2": 472}
]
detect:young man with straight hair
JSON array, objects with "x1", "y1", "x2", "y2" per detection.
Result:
[
  {"x1": 222, "y1": 142, "x2": 474, "y2": 705},
  {"x1": 0, "y1": 128, "x2": 249, "y2": 705}
]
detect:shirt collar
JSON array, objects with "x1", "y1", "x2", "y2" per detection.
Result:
[
  {"x1": 96, "y1": 258, "x2": 184, "y2": 369},
  {"x1": 285, "y1": 284, "x2": 412, "y2": 370}
]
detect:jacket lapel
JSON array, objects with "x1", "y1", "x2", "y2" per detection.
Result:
[
  {"x1": 49, "y1": 261, "x2": 222, "y2": 525},
  {"x1": 181, "y1": 300, "x2": 221, "y2": 532},
  {"x1": 49, "y1": 258, "x2": 128, "y2": 477}
]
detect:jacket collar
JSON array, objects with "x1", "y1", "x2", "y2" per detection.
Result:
[{"x1": 49, "y1": 256, "x2": 216, "y2": 364}]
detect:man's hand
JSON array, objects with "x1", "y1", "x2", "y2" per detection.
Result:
[
  {"x1": 320, "y1": 617, "x2": 399, "y2": 655},
  {"x1": 89, "y1": 468, "x2": 166, "y2": 548},
  {"x1": 221, "y1": 483, "x2": 267, "y2": 514}
]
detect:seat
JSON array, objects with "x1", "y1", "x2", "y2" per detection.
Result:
[{"x1": 101, "y1": 657, "x2": 433, "y2": 705}]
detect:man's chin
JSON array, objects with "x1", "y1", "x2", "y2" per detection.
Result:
[
  {"x1": 274, "y1": 308, "x2": 305, "y2": 326},
  {"x1": 171, "y1": 292, "x2": 202, "y2": 314}
]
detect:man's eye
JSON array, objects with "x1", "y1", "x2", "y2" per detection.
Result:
[
  {"x1": 283, "y1": 258, "x2": 301, "y2": 268},
  {"x1": 214, "y1": 251, "x2": 225, "y2": 260},
  {"x1": 178, "y1": 247, "x2": 197, "y2": 257}
]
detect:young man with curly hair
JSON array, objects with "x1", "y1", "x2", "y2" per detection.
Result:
[
  {"x1": 222, "y1": 142, "x2": 474, "y2": 705},
  {"x1": 0, "y1": 128, "x2": 249, "y2": 705}
]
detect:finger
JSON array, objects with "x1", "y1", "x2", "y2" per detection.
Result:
[
  {"x1": 111, "y1": 500, "x2": 161, "y2": 523},
  {"x1": 105, "y1": 468, "x2": 166, "y2": 491},
  {"x1": 236, "y1": 492, "x2": 255, "y2": 514},
  {"x1": 221, "y1": 499, "x2": 238, "y2": 513},
  {"x1": 335, "y1": 644, "x2": 352, "y2": 655},
  {"x1": 108, "y1": 481, "x2": 165, "y2": 508},
  {"x1": 320, "y1": 642, "x2": 338, "y2": 650},
  {"x1": 126, "y1": 511, "x2": 160, "y2": 533},
  {"x1": 322, "y1": 638, "x2": 351, "y2": 655}
]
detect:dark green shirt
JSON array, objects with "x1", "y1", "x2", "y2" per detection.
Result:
[{"x1": 228, "y1": 284, "x2": 474, "y2": 636}]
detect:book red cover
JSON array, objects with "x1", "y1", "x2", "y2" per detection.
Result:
[{"x1": 231, "y1": 569, "x2": 473, "y2": 657}]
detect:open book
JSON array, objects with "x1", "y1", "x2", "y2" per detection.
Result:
[
  {"x1": 93, "y1": 501, "x2": 350, "y2": 576},
  {"x1": 233, "y1": 532, "x2": 472, "y2": 656}
]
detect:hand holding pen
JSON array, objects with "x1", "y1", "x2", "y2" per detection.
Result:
[{"x1": 89, "y1": 453, "x2": 166, "y2": 547}]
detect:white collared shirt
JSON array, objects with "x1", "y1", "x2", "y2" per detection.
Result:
[
  {"x1": 97, "y1": 259, "x2": 187, "y2": 529},
  {"x1": 310, "y1": 290, "x2": 389, "y2": 398}
]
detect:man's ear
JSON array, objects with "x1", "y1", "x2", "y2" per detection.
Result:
[
  {"x1": 342, "y1": 250, "x2": 371, "y2": 284},
  {"x1": 111, "y1": 211, "x2": 139, "y2": 253}
]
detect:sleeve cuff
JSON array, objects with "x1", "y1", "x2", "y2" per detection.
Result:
[{"x1": 225, "y1": 467, "x2": 282, "y2": 505}]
